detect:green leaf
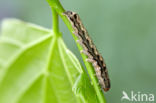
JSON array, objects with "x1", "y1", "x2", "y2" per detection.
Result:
[
  {"x1": 0, "y1": 19, "x2": 98, "y2": 103},
  {"x1": 73, "y1": 74, "x2": 99, "y2": 103}
]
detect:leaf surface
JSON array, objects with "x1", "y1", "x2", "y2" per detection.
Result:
[{"x1": 0, "y1": 19, "x2": 98, "y2": 103}]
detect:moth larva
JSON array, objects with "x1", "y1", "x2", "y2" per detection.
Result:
[{"x1": 63, "y1": 11, "x2": 110, "y2": 92}]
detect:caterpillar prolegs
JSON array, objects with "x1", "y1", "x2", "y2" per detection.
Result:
[{"x1": 63, "y1": 11, "x2": 110, "y2": 92}]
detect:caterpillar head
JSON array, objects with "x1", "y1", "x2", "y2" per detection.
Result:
[{"x1": 63, "y1": 11, "x2": 80, "y2": 22}]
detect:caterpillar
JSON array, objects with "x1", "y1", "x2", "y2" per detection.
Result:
[{"x1": 63, "y1": 11, "x2": 110, "y2": 92}]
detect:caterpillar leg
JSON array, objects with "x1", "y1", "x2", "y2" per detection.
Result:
[
  {"x1": 76, "y1": 40, "x2": 83, "y2": 45},
  {"x1": 80, "y1": 50, "x2": 89, "y2": 55},
  {"x1": 72, "y1": 31, "x2": 79, "y2": 37},
  {"x1": 86, "y1": 58, "x2": 94, "y2": 63},
  {"x1": 77, "y1": 40, "x2": 88, "y2": 51}
]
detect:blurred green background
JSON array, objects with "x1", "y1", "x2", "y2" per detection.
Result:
[{"x1": 0, "y1": 0, "x2": 156, "y2": 103}]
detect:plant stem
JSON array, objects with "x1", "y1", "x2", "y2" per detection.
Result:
[
  {"x1": 52, "y1": 8, "x2": 59, "y2": 34},
  {"x1": 47, "y1": 0, "x2": 107, "y2": 103}
]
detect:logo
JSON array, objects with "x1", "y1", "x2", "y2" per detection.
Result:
[{"x1": 121, "y1": 91, "x2": 154, "y2": 102}]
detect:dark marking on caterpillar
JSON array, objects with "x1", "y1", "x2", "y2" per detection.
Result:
[{"x1": 63, "y1": 11, "x2": 110, "y2": 92}]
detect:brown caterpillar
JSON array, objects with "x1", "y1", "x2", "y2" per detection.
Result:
[{"x1": 63, "y1": 11, "x2": 110, "y2": 92}]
